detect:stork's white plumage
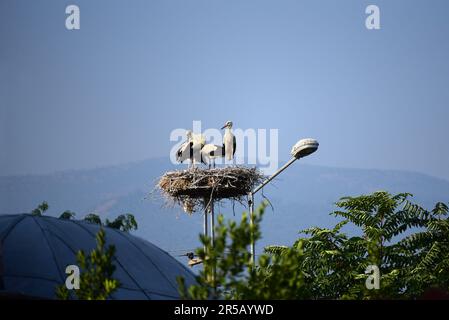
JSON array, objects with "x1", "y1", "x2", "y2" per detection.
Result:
[
  {"x1": 191, "y1": 132, "x2": 206, "y2": 167},
  {"x1": 192, "y1": 132, "x2": 206, "y2": 147},
  {"x1": 176, "y1": 130, "x2": 205, "y2": 168},
  {"x1": 201, "y1": 143, "x2": 225, "y2": 168},
  {"x1": 221, "y1": 121, "x2": 236, "y2": 161}
]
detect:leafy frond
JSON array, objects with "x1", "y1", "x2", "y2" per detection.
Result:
[
  {"x1": 264, "y1": 245, "x2": 289, "y2": 256},
  {"x1": 432, "y1": 202, "x2": 449, "y2": 216}
]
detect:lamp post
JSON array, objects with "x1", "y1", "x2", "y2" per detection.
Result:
[{"x1": 248, "y1": 138, "x2": 319, "y2": 265}]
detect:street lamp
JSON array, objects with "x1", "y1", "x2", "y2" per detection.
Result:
[{"x1": 248, "y1": 138, "x2": 319, "y2": 265}]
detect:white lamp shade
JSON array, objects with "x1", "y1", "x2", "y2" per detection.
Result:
[{"x1": 291, "y1": 138, "x2": 319, "y2": 159}]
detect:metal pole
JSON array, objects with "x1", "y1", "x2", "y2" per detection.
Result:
[
  {"x1": 203, "y1": 207, "x2": 208, "y2": 254},
  {"x1": 253, "y1": 157, "x2": 298, "y2": 194},
  {"x1": 210, "y1": 199, "x2": 215, "y2": 247},
  {"x1": 209, "y1": 199, "x2": 216, "y2": 295},
  {"x1": 249, "y1": 192, "x2": 255, "y2": 265},
  {"x1": 248, "y1": 156, "x2": 299, "y2": 266}
]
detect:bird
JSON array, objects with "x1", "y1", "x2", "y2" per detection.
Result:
[
  {"x1": 176, "y1": 130, "x2": 193, "y2": 164},
  {"x1": 201, "y1": 143, "x2": 225, "y2": 169},
  {"x1": 221, "y1": 120, "x2": 236, "y2": 161},
  {"x1": 176, "y1": 130, "x2": 206, "y2": 168},
  {"x1": 178, "y1": 252, "x2": 203, "y2": 267},
  {"x1": 178, "y1": 252, "x2": 195, "y2": 260}
]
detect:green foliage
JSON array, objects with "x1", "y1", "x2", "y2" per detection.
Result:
[
  {"x1": 26, "y1": 201, "x2": 138, "y2": 232},
  {"x1": 28, "y1": 203, "x2": 137, "y2": 233},
  {"x1": 56, "y1": 229, "x2": 120, "y2": 300},
  {"x1": 178, "y1": 201, "x2": 311, "y2": 299},
  {"x1": 83, "y1": 213, "x2": 138, "y2": 232},
  {"x1": 105, "y1": 213, "x2": 138, "y2": 232},
  {"x1": 178, "y1": 201, "x2": 269, "y2": 299},
  {"x1": 84, "y1": 213, "x2": 103, "y2": 225},
  {"x1": 31, "y1": 201, "x2": 49, "y2": 216},
  {"x1": 243, "y1": 242, "x2": 308, "y2": 299},
  {"x1": 178, "y1": 191, "x2": 449, "y2": 300},
  {"x1": 59, "y1": 210, "x2": 76, "y2": 220},
  {"x1": 266, "y1": 191, "x2": 449, "y2": 299}
]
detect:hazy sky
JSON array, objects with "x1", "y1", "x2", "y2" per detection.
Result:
[{"x1": 1, "y1": 0, "x2": 449, "y2": 179}]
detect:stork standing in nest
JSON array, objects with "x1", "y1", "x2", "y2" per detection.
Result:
[
  {"x1": 201, "y1": 121, "x2": 236, "y2": 168},
  {"x1": 176, "y1": 130, "x2": 205, "y2": 168},
  {"x1": 221, "y1": 121, "x2": 236, "y2": 162},
  {"x1": 201, "y1": 144, "x2": 224, "y2": 169}
]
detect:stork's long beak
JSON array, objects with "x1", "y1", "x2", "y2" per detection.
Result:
[{"x1": 220, "y1": 124, "x2": 226, "y2": 129}]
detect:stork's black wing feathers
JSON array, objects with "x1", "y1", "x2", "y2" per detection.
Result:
[
  {"x1": 176, "y1": 141, "x2": 186, "y2": 161},
  {"x1": 176, "y1": 148, "x2": 182, "y2": 157},
  {"x1": 187, "y1": 141, "x2": 195, "y2": 159},
  {"x1": 176, "y1": 141, "x2": 193, "y2": 163},
  {"x1": 200, "y1": 146, "x2": 207, "y2": 165}
]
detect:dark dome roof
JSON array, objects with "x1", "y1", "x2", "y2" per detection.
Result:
[{"x1": 0, "y1": 214, "x2": 196, "y2": 299}]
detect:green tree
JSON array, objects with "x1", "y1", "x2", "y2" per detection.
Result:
[
  {"x1": 59, "y1": 210, "x2": 76, "y2": 220},
  {"x1": 56, "y1": 229, "x2": 120, "y2": 300},
  {"x1": 178, "y1": 201, "x2": 310, "y2": 299},
  {"x1": 31, "y1": 201, "x2": 49, "y2": 216},
  {"x1": 178, "y1": 201, "x2": 265, "y2": 299},
  {"x1": 399, "y1": 201, "x2": 449, "y2": 295},
  {"x1": 83, "y1": 213, "x2": 138, "y2": 232},
  {"x1": 84, "y1": 213, "x2": 103, "y2": 225},
  {"x1": 179, "y1": 191, "x2": 449, "y2": 300},
  {"x1": 266, "y1": 220, "x2": 364, "y2": 299},
  {"x1": 265, "y1": 191, "x2": 449, "y2": 299},
  {"x1": 28, "y1": 203, "x2": 138, "y2": 234},
  {"x1": 105, "y1": 213, "x2": 138, "y2": 232}
]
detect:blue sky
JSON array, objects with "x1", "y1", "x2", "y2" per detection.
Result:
[{"x1": 1, "y1": 0, "x2": 449, "y2": 180}]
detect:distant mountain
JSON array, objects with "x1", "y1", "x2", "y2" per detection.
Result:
[{"x1": 1, "y1": 158, "x2": 449, "y2": 262}]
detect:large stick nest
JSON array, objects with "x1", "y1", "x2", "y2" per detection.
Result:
[{"x1": 157, "y1": 166, "x2": 264, "y2": 214}]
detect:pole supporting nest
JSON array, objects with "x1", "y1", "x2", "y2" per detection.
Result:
[
  {"x1": 248, "y1": 191, "x2": 255, "y2": 266},
  {"x1": 210, "y1": 199, "x2": 215, "y2": 247},
  {"x1": 203, "y1": 206, "x2": 208, "y2": 253}
]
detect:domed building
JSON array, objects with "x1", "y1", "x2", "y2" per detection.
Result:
[{"x1": 0, "y1": 214, "x2": 196, "y2": 299}]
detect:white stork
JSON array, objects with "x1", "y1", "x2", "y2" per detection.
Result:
[
  {"x1": 221, "y1": 121, "x2": 236, "y2": 161},
  {"x1": 201, "y1": 144, "x2": 225, "y2": 169},
  {"x1": 176, "y1": 130, "x2": 205, "y2": 168}
]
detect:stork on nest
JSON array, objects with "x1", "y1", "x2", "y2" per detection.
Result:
[{"x1": 157, "y1": 166, "x2": 264, "y2": 214}]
